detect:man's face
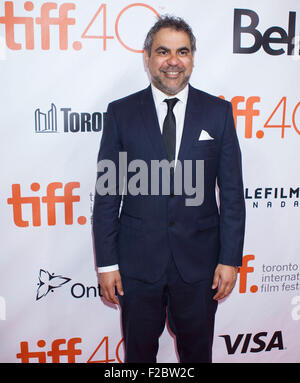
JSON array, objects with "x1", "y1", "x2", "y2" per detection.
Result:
[{"x1": 144, "y1": 27, "x2": 194, "y2": 96}]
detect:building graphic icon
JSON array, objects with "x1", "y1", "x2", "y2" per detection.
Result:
[{"x1": 35, "y1": 103, "x2": 57, "y2": 133}]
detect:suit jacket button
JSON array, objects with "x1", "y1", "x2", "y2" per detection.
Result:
[
  {"x1": 170, "y1": 192, "x2": 174, "y2": 198},
  {"x1": 169, "y1": 221, "x2": 174, "y2": 227}
]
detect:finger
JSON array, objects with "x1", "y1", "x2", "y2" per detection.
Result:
[
  {"x1": 101, "y1": 284, "x2": 119, "y2": 304},
  {"x1": 211, "y1": 271, "x2": 220, "y2": 289},
  {"x1": 213, "y1": 290, "x2": 226, "y2": 301},
  {"x1": 101, "y1": 287, "x2": 111, "y2": 303},
  {"x1": 115, "y1": 278, "x2": 124, "y2": 296},
  {"x1": 107, "y1": 285, "x2": 119, "y2": 304},
  {"x1": 213, "y1": 281, "x2": 228, "y2": 301},
  {"x1": 214, "y1": 280, "x2": 236, "y2": 300}
]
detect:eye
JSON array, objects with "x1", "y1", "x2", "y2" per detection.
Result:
[
  {"x1": 178, "y1": 50, "x2": 189, "y2": 56},
  {"x1": 158, "y1": 49, "x2": 168, "y2": 56}
]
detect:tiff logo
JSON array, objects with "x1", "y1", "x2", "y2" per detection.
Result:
[
  {"x1": 16, "y1": 338, "x2": 82, "y2": 363},
  {"x1": 238, "y1": 254, "x2": 258, "y2": 293},
  {"x1": 219, "y1": 95, "x2": 260, "y2": 139},
  {"x1": 0, "y1": 1, "x2": 75, "y2": 50},
  {"x1": 0, "y1": 296, "x2": 6, "y2": 320},
  {"x1": 7, "y1": 182, "x2": 87, "y2": 227}
]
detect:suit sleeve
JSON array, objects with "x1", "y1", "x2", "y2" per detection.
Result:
[
  {"x1": 217, "y1": 102, "x2": 246, "y2": 267},
  {"x1": 92, "y1": 103, "x2": 123, "y2": 268}
]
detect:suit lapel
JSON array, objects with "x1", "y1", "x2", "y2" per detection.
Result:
[
  {"x1": 139, "y1": 85, "x2": 167, "y2": 160},
  {"x1": 177, "y1": 84, "x2": 204, "y2": 163}
]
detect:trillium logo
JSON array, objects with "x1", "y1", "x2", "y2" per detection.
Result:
[{"x1": 36, "y1": 269, "x2": 71, "y2": 300}]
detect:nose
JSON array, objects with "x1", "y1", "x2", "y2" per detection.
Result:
[{"x1": 167, "y1": 53, "x2": 181, "y2": 66}]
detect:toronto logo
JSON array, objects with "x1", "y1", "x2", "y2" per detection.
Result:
[
  {"x1": 34, "y1": 103, "x2": 105, "y2": 133},
  {"x1": 36, "y1": 269, "x2": 71, "y2": 300},
  {"x1": 35, "y1": 104, "x2": 57, "y2": 133}
]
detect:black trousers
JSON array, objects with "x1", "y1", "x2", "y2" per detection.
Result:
[{"x1": 117, "y1": 255, "x2": 218, "y2": 363}]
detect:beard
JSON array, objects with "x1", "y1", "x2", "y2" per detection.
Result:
[{"x1": 150, "y1": 69, "x2": 191, "y2": 96}]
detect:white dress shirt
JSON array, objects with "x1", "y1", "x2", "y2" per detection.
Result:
[{"x1": 98, "y1": 84, "x2": 189, "y2": 273}]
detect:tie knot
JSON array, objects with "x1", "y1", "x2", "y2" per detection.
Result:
[{"x1": 164, "y1": 98, "x2": 179, "y2": 111}]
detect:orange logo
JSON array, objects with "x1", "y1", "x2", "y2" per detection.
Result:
[
  {"x1": 238, "y1": 254, "x2": 258, "y2": 293},
  {"x1": 0, "y1": 1, "x2": 75, "y2": 50},
  {"x1": 7, "y1": 182, "x2": 86, "y2": 227},
  {"x1": 16, "y1": 338, "x2": 82, "y2": 363},
  {"x1": 0, "y1": 2, "x2": 159, "y2": 52},
  {"x1": 16, "y1": 336, "x2": 124, "y2": 363},
  {"x1": 219, "y1": 95, "x2": 260, "y2": 139},
  {"x1": 219, "y1": 96, "x2": 300, "y2": 139}
]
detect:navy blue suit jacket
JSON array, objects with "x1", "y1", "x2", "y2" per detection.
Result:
[{"x1": 93, "y1": 84, "x2": 245, "y2": 283}]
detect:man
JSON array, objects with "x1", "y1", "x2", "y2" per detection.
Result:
[{"x1": 93, "y1": 16, "x2": 245, "y2": 363}]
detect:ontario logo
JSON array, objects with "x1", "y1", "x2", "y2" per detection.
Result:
[
  {"x1": 36, "y1": 269, "x2": 71, "y2": 300},
  {"x1": 35, "y1": 269, "x2": 104, "y2": 301}
]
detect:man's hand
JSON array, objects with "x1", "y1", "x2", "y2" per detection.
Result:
[
  {"x1": 98, "y1": 270, "x2": 124, "y2": 305},
  {"x1": 212, "y1": 264, "x2": 238, "y2": 301}
]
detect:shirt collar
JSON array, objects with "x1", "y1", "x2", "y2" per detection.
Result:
[{"x1": 151, "y1": 83, "x2": 189, "y2": 107}]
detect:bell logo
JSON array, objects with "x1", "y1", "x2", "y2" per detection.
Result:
[
  {"x1": 220, "y1": 331, "x2": 284, "y2": 354},
  {"x1": 7, "y1": 182, "x2": 87, "y2": 227},
  {"x1": 233, "y1": 9, "x2": 299, "y2": 56}
]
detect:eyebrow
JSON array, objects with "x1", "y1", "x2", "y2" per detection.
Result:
[{"x1": 155, "y1": 46, "x2": 191, "y2": 53}]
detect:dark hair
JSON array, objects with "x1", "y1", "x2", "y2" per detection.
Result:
[{"x1": 143, "y1": 15, "x2": 196, "y2": 56}]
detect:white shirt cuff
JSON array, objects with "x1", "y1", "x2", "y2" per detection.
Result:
[{"x1": 98, "y1": 264, "x2": 119, "y2": 273}]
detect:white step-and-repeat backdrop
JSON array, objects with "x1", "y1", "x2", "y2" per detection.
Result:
[{"x1": 1, "y1": 0, "x2": 299, "y2": 363}]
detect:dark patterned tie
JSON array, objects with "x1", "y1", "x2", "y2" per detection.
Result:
[{"x1": 162, "y1": 98, "x2": 179, "y2": 162}]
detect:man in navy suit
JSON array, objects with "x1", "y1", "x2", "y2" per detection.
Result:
[{"x1": 93, "y1": 16, "x2": 245, "y2": 363}]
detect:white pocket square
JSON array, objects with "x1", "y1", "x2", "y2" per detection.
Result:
[{"x1": 198, "y1": 130, "x2": 214, "y2": 140}]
